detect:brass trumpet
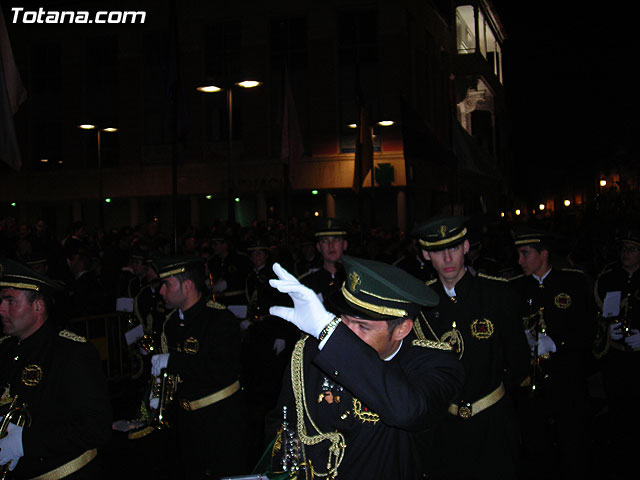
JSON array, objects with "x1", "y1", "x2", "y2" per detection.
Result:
[
  {"x1": 150, "y1": 368, "x2": 179, "y2": 430},
  {"x1": 0, "y1": 395, "x2": 31, "y2": 480}
]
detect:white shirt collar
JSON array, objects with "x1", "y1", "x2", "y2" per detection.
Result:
[
  {"x1": 533, "y1": 267, "x2": 552, "y2": 285},
  {"x1": 384, "y1": 340, "x2": 403, "y2": 361}
]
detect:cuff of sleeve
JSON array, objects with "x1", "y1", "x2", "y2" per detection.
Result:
[{"x1": 318, "y1": 317, "x2": 341, "y2": 350}]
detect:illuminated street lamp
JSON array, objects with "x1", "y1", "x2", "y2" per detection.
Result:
[
  {"x1": 197, "y1": 79, "x2": 262, "y2": 222},
  {"x1": 77, "y1": 124, "x2": 119, "y2": 227},
  {"x1": 599, "y1": 179, "x2": 607, "y2": 187},
  {"x1": 564, "y1": 199, "x2": 571, "y2": 207}
]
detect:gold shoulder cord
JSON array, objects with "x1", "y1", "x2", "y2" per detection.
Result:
[
  {"x1": 160, "y1": 310, "x2": 176, "y2": 354},
  {"x1": 412, "y1": 313, "x2": 455, "y2": 352},
  {"x1": 291, "y1": 336, "x2": 346, "y2": 479}
]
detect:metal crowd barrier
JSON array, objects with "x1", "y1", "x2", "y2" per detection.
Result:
[{"x1": 68, "y1": 312, "x2": 132, "y2": 383}]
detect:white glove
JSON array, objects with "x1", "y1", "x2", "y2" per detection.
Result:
[
  {"x1": 537, "y1": 334, "x2": 557, "y2": 356},
  {"x1": 151, "y1": 353, "x2": 170, "y2": 376},
  {"x1": 525, "y1": 329, "x2": 557, "y2": 356},
  {"x1": 624, "y1": 329, "x2": 640, "y2": 349},
  {"x1": 525, "y1": 329, "x2": 537, "y2": 348},
  {"x1": 269, "y1": 263, "x2": 335, "y2": 338},
  {"x1": 213, "y1": 279, "x2": 228, "y2": 293},
  {"x1": 148, "y1": 376, "x2": 161, "y2": 410},
  {"x1": 609, "y1": 322, "x2": 623, "y2": 341},
  {"x1": 273, "y1": 338, "x2": 286, "y2": 355},
  {"x1": 0, "y1": 422, "x2": 24, "y2": 471}
]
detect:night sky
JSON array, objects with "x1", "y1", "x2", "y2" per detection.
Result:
[
  {"x1": 495, "y1": 1, "x2": 638, "y2": 197},
  {"x1": 4, "y1": 1, "x2": 636, "y2": 200}
]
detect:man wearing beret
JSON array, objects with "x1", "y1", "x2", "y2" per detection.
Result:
[
  {"x1": 267, "y1": 255, "x2": 464, "y2": 479},
  {"x1": 413, "y1": 216, "x2": 530, "y2": 479},
  {"x1": 298, "y1": 218, "x2": 348, "y2": 303},
  {"x1": 150, "y1": 256, "x2": 247, "y2": 478},
  {"x1": 511, "y1": 228, "x2": 595, "y2": 478},
  {"x1": 0, "y1": 258, "x2": 112, "y2": 479}
]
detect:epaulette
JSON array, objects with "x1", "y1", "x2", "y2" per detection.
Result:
[
  {"x1": 561, "y1": 267, "x2": 585, "y2": 275},
  {"x1": 477, "y1": 272, "x2": 509, "y2": 282},
  {"x1": 425, "y1": 278, "x2": 438, "y2": 287},
  {"x1": 297, "y1": 268, "x2": 319, "y2": 281},
  {"x1": 58, "y1": 330, "x2": 87, "y2": 343},
  {"x1": 412, "y1": 339, "x2": 453, "y2": 351},
  {"x1": 0, "y1": 335, "x2": 11, "y2": 345},
  {"x1": 596, "y1": 262, "x2": 617, "y2": 278},
  {"x1": 206, "y1": 300, "x2": 226, "y2": 310}
]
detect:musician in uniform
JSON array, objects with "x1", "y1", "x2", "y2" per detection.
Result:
[
  {"x1": 593, "y1": 228, "x2": 640, "y2": 466},
  {"x1": 150, "y1": 256, "x2": 247, "y2": 479},
  {"x1": 241, "y1": 240, "x2": 298, "y2": 464},
  {"x1": 266, "y1": 256, "x2": 464, "y2": 479},
  {"x1": 207, "y1": 235, "x2": 252, "y2": 307},
  {"x1": 510, "y1": 228, "x2": 596, "y2": 478},
  {"x1": 298, "y1": 218, "x2": 348, "y2": 303},
  {"x1": 0, "y1": 258, "x2": 112, "y2": 479},
  {"x1": 413, "y1": 216, "x2": 530, "y2": 479}
]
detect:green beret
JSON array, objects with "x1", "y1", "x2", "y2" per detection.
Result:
[
  {"x1": 153, "y1": 256, "x2": 205, "y2": 280},
  {"x1": 0, "y1": 258, "x2": 63, "y2": 297},
  {"x1": 413, "y1": 215, "x2": 468, "y2": 251},
  {"x1": 326, "y1": 255, "x2": 439, "y2": 320}
]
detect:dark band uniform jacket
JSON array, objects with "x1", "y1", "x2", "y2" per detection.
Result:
[
  {"x1": 419, "y1": 272, "x2": 530, "y2": 478},
  {"x1": 298, "y1": 265, "x2": 345, "y2": 304},
  {"x1": 298, "y1": 218, "x2": 349, "y2": 302},
  {"x1": 412, "y1": 216, "x2": 530, "y2": 479},
  {"x1": 163, "y1": 295, "x2": 247, "y2": 477},
  {"x1": 0, "y1": 291, "x2": 111, "y2": 479},
  {"x1": 511, "y1": 267, "x2": 595, "y2": 380},
  {"x1": 269, "y1": 256, "x2": 464, "y2": 480}
]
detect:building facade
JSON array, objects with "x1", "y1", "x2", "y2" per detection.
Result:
[{"x1": 1, "y1": 0, "x2": 510, "y2": 237}]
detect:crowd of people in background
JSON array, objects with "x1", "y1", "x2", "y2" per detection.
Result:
[{"x1": 0, "y1": 210, "x2": 637, "y2": 479}]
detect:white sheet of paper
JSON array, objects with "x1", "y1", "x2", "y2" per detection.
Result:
[
  {"x1": 602, "y1": 291, "x2": 621, "y2": 318},
  {"x1": 124, "y1": 324, "x2": 144, "y2": 346},
  {"x1": 228, "y1": 305, "x2": 248, "y2": 319},
  {"x1": 115, "y1": 297, "x2": 134, "y2": 312}
]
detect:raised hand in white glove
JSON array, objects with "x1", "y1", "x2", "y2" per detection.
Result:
[
  {"x1": 151, "y1": 353, "x2": 170, "y2": 376},
  {"x1": 273, "y1": 338, "x2": 286, "y2": 355},
  {"x1": 624, "y1": 329, "x2": 640, "y2": 349},
  {"x1": 609, "y1": 322, "x2": 623, "y2": 341},
  {"x1": 0, "y1": 422, "x2": 24, "y2": 471},
  {"x1": 269, "y1": 263, "x2": 335, "y2": 338}
]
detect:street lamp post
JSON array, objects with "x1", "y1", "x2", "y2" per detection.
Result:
[
  {"x1": 197, "y1": 80, "x2": 261, "y2": 222},
  {"x1": 78, "y1": 124, "x2": 118, "y2": 228}
]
